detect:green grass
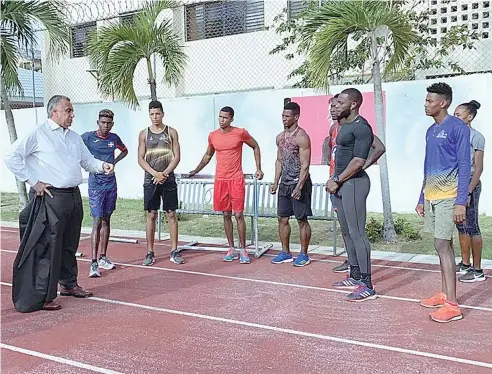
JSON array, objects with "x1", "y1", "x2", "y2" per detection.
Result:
[{"x1": 2, "y1": 192, "x2": 491, "y2": 259}]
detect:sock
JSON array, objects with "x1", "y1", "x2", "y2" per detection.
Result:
[
  {"x1": 475, "y1": 269, "x2": 483, "y2": 273},
  {"x1": 92, "y1": 259, "x2": 97, "y2": 264},
  {"x1": 350, "y1": 265, "x2": 361, "y2": 280},
  {"x1": 360, "y1": 273, "x2": 373, "y2": 289},
  {"x1": 99, "y1": 254, "x2": 105, "y2": 259}
]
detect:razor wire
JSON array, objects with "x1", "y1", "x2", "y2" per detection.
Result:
[{"x1": 8, "y1": 0, "x2": 491, "y2": 108}]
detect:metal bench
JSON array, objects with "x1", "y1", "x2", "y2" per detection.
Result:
[{"x1": 157, "y1": 173, "x2": 339, "y2": 257}]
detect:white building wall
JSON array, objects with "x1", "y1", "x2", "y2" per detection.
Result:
[
  {"x1": 2, "y1": 74, "x2": 492, "y2": 216},
  {"x1": 41, "y1": 0, "x2": 302, "y2": 104}
]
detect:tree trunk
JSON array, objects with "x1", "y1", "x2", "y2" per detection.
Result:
[
  {"x1": 1, "y1": 81, "x2": 29, "y2": 211},
  {"x1": 146, "y1": 57, "x2": 157, "y2": 101},
  {"x1": 370, "y1": 31, "x2": 397, "y2": 241}
]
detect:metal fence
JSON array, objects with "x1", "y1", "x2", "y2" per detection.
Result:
[{"x1": 7, "y1": 0, "x2": 491, "y2": 108}]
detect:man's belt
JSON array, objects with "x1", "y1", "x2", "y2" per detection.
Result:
[{"x1": 47, "y1": 186, "x2": 79, "y2": 192}]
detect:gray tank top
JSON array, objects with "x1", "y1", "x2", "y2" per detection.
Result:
[
  {"x1": 144, "y1": 126, "x2": 175, "y2": 184},
  {"x1": 278, "y1": 127, "x2": 302, "y2": 185}
]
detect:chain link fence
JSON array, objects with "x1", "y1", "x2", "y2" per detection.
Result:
[{"x1": 9, "y1": 0, "x2": 492, "y2": 108}]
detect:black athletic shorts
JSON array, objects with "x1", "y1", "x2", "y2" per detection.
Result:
[
  {"x1": 143, "y1": 180, "x2": 179, "y2": 212},
  {"x1": 277, "y1": 178, "x2": 312, "y2": 219}
]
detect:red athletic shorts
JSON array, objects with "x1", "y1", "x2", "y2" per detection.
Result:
[{"x1": 213, "y1": 178, "x2": 245, "y2": 213}]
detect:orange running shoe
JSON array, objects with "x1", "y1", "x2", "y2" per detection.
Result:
[
  {"x1": 420, "y1": 292, "x2": 446, "y2": 308},
  {"x1": 430, "y1": 302, "x2": 463, "y2": 323}
]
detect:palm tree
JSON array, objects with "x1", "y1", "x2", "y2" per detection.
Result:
[
  {"x1": 87, "y1": 0, "x2": 187, "y2": 109},
  {"x1": 1, "y1": 0, "x2": 70, "y2": 210},
  {"x1": 300, "y1": 0, "x2": 419, "y2": 241}
]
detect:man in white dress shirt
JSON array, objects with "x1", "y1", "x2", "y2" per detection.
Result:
[{"x1": 5, "y1": 95, "x2": 114, "y2": 312}]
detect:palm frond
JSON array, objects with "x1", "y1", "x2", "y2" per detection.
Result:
[
  {"x1": 0, "y1": 0, "x2": 70, "y2": 62},
  {"x1": 154, "y1": 19, "x2": 187, "y2": 86},
  {"x1": 299, "y1": 0, "x2": 420, "y2": 89},
  {"x1": 0, "y1": 35, "x2": 23, "y2": 95},
  {"x1": 87, "y1": 0, "x2": 186, "y2": 108},
  {"x1": 97, "y1": 42, "x2": 144, "y2": 108}
]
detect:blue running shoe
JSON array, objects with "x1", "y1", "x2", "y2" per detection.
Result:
[
  {"x1": 271, "y1": 251, "x2": 293, "y2": 264},
  {"x1": 293, "y1": 253, "x2": 310, "y2": 267},
  {"x1": 223, "y1": 248, "x2": 238, "y2": 262},
  {"x1": 239, "y1": 250, "x2": 251, "y2": 264},
  {"x1": 332, "y1": 276, "x2": 363, "y2": 289},
  {"x1": 346, "y1": 285, "x2": 377, "y2": 302}
]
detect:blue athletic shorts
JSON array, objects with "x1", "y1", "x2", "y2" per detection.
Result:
[{"x1": 89, "y1": 188, "x2": 117, "y2": 218}]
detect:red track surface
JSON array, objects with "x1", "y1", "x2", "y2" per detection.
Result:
[{"x1": 1, "y1": 226, "x2": 492, "y2": 374}]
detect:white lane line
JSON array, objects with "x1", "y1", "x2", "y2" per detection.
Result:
[
  {"x1": 1, "y1": 282, "x2": 491, "y2": 370},
  {"x1": 2, "y1": 248, "x2": 491, "y2": 312},
  {"x1": 1, "y1": 343, "x2": 124, "y2": 374}
]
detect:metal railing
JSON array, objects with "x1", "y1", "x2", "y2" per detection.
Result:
[{"x1": 157, "y1": 173, "x2": 339, "y2": 257}]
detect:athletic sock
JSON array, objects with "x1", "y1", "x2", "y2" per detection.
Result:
[
  {"x1": 350, "y1": 265, "x2": 361, "y2": 280},
  {"x1": 92, "y1": 259, "x2": 97, "y2": 264},
  {"x1": 360, "y1": 273, "x2": 373, "y2": 289},
  {"x1": 475, "y1": 269, "x2": 483, "y2": 273}
]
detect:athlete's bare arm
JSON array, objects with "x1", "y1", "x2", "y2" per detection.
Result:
[
  {"x1": 245, "y1": 136, "x2": 263, "y2": 180},
  {"x1": 189, "y1": 143, "x2": 215, "y2": 176},
  {"x1": 114, "y1": 149, "x2": 128, "y2": 165},
  {"x1": 292, "y1": 130, "x2": 311, "y2": 200},
  {"x1": 323, "y1": 123, "x2": 338, "y2": 165},
  {"x1": 363, "y1": 135, "x2": 386, "y2": 170},
  {"x1": 163, "y1": 127, "x2": 181, "y2": 176},
  {"x1": 270, "y1": 134, "x2": 283, "y2": 194}
]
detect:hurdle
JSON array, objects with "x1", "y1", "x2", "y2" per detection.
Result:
[{"x1": 160, "y1": 173, "x2": 273, "y2": 258}]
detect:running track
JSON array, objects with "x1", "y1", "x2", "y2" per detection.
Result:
[{"x1": 1, "y1": 226, "x2": 492, "y2": 374}]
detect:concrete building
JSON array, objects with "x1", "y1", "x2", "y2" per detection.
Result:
[{"x1": 41, "y1": 0, "x2": 491, "y2": 104}]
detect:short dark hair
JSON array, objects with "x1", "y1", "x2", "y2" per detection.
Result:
[
  {"x1": 284, "y1": 101, "x2": 300, "y2": 116},
  {"x1": 426, "y1": 82, "x2": 453, "y2": 103},
  {"x1": 220, "y1": 106, "x2": 234, "y2": 117},
  {"x1": 329, "y1": 94, "x2": 339, "y2": 103},
  {"x1": 98, "y1": 109, "x2": 114, "y2": 119},
  {"x1": 149, "y1": 100, "x2": 163, "y2": 112},
  {"x1": 341, "y1": 88, "x2": 363, "y2": 106},
  {"x1": 459, "y1": 100, "x2": 481, "y2": 118}
]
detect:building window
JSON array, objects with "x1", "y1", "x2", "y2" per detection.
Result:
[
  {"x1": 185, "y1": 1, "x2": 264, "y2": 42},
  {"x1": 451, "y1": 5, "x2": 458, "y2": 11},
  {"x1": 451, "y1": 15, "x2": 457, "y2": 22},
  {"x1": 70, "y1": 22, "x2": 96, "y2": 58},
  {"x1": 462, "y1": 14, "x2": 469, "y2": 21},
  {"x1": 441, "y1": 17, "x2": 448, "y2": 23},
  {"x1": 484, "y1": 11, "x2": 490, "y2": 17},
  {"x1": 484, "y1": 21, "x2": 490, "y2": 27},
  {"x1": 119, "y1": 11, "x2": 140, "y2": 26},
  {"x1": 431, "y1": 18, "x2": 438, "y2": 24},
  {"x1": 483, "y1": 31, "x2": 489, "y2": 38}
]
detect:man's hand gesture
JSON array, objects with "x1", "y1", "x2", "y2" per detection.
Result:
[
  {"x1": 103, "y1": 162, "x2": 114, "y2": 174},
  {"x1": 33, "y1": 182, "x2": 53, "y2": 198}
]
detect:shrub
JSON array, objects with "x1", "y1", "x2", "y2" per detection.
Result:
[{"x1": 366, "y1": 218, "x2": 384, "y2": 243}]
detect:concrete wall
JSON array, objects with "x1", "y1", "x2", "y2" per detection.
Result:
[{"x1": 2, "y1": 74, "x2": 491, "y2": 215}]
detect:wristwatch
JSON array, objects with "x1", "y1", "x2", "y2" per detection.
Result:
[{"x1": 332, "y1": 175, "x2": 340, "y2": 184}]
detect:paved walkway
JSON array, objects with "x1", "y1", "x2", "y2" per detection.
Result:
[{"x1": 2, "y1": 220, "x2": 491, "y2": 269}]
